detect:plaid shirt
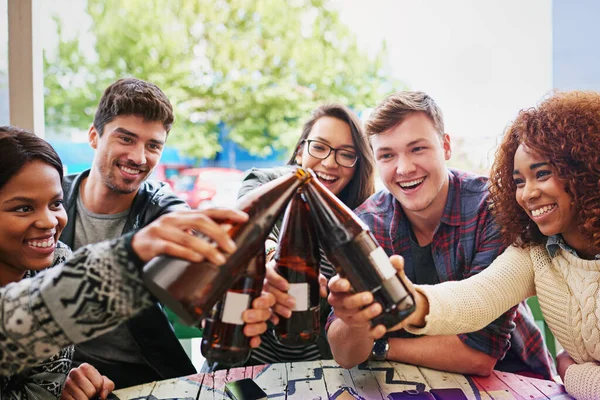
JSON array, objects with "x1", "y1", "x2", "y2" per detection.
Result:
[{"x1": 330, "y1": 169, "x2": 554, "y2": 379}]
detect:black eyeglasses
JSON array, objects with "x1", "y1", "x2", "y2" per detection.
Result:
[{"x1": 303, "y1": 139, "x2": 358, "y2": 168}]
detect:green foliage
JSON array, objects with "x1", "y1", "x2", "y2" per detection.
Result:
[{"x1": 44, "y1": 0, "x2": 400, "y2": 159}]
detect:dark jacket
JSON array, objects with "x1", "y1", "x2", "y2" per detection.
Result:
[{"x1": 60, "y1": 169, "x2": 196, "y2": 383}]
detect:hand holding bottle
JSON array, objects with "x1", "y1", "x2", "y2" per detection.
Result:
[
  {"x1": 263, "y1": 260, "x2": 328, "y2": 320},
  {"x1": 131, "y1": 208, "x2": 248, "y2": 264},
  {"x1": 328, "y1": 255, "x2": 427, "y2": 339},
  {"x1": 327, "y1": 274, "x2": 387, "y2": 340},
  {"x1": 241, "y1": 291, "x2": 276, "y2": 348}
]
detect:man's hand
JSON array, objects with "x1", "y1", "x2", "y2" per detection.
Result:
[
  {"x1": 242, "y1": 291, "x2": 276, "y2": 348},
  {"x1": 60, "y1": 363, "x2": 115, "y2": 400},
  {"x1": 327, "y1": 255, "x2": 427, "y2": 339},
  {"x1": 327, "y1": 274, "x2": 386, "y2": 340},
  {"x1": 556, "y1": 349, "x2": 577, "y2": 382},
  {"x1": 131, "y1": 208, "x2": 248, "y2": 264}
]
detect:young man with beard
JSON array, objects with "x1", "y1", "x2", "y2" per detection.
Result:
[
  {"x1": 326, "y1": 91, "x2": 556, "y2": 379},
  {"x1": 60, "y1": 78, "x2": 274, "y2": 389}
]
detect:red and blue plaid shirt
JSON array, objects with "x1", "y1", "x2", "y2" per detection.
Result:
[{"x1": 332, "y1": 169, "x2": 555, "y2": 379}]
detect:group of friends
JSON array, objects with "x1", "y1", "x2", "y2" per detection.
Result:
[{"x1": 0, "y1": 77, "x2": 598, "y2": 400}]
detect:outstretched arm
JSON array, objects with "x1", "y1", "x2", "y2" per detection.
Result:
[
  {"x1": 0, "y1": 208, "x2": 248, "y2": 377},
  {"x1": 403, "y1": 246, "x2": 536, "y2": 336}
]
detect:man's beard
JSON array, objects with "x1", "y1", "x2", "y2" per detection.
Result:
[{"x1": 102, "y1": 165, "x2": 145, "y2": 194}]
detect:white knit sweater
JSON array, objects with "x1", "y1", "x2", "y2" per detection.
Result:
[{"x1": 406, "y1": 245, "x2": 600, "y2": 400}]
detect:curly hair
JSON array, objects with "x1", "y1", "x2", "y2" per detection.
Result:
[{"x1": 489, "y1": 91, "x2": 600, "y2": 249}]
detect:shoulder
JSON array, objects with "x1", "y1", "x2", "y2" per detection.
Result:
[
  {"x1": 354, "y1": 189, "x2": 395, "y2": 218},
  {"x1": 497, "y1": 245, "x2": 547, "y2": 269},
  {"x1": 527, "y1": 244, "x2": 552, "y2": 268},
  {"x1": 62, "y1": 170, "x2": 89, "y2": 203},
  {"x1": 449, "y1": 169, "x2": 490, "y2": 196},
  {"x1": 141, "y1": 179, "x2": 181, "y2": 201},
  {"x1": 238, "y1": 166, "x2": 294, "y2": 199},
  {"x1": 139, "y1": 180, "x2": 189, "y2": 212},
  {"x1": 449, "y1": 169, "x2": 493, "y2": 215},
  {"x1": 243, "y1": 166, "x2": 293, "y2": 183}
]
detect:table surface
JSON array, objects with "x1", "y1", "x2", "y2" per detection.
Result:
[{"x1": 112, "y1": 360, "x2": 572, "y2": 400}]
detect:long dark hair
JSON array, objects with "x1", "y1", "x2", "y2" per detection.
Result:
[
  {"x1": 286, "y1": 104, "x2": 375, "y2": 210},
  {"x1": 0, "y1": 126, "x2": 64, "y2": 190}
]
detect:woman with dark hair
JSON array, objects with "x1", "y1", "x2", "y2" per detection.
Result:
[
  {"x1": 0, "y1": 126, "x2": 273, "y2": 399},
  {"x1": 236, "y1": 103, "x2": 376, "y2": 365},
  {"x1": 372, "y1": 92, "x2": 600, "y2": 399}
]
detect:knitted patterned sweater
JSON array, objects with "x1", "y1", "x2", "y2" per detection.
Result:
[
  {"x1": 0, "y1": 234, "x2": 152, "y2": 398},
  {"x1": 406, "y1": 245, "x2": 599, "y2": 400}
]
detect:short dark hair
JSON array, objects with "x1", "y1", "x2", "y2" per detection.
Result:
[
  {"x1": 93, "y1": 78, "x2": 174, "y2": 136},
  {"x1": 366, "y1": 91, "x2": 444, "y2": 138},
  {"x1": 287, "y1": 104, "x2": 375, "y2": 209},
  {"x1": 0, "y1": 126, "x2": 64, "y2": 190}
]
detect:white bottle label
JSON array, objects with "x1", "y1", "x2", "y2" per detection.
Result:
[
  {"x1": 288, "y1": 283, "x2": 309, "y2": 312},
  {"x1": 221, "y1": 292, "x2": 250, "y2": 325},
  {"x1": 369, "y1": 247, "x2": 396, "y2": 280}
]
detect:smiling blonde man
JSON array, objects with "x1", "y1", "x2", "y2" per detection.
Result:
[{"x1": 326, "y1": 91, "x2": 555, "y2": 380}]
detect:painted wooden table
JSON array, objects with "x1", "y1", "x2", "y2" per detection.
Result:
[{"x1": 112, "y1": 360, "x2": 572, "y2": 400}]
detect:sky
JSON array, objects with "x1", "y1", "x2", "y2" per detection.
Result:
[{"x1": 333, "y1": 0, "x2": 552, "y2": 167}]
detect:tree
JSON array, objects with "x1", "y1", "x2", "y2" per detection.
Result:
[{"x1": 44, "y1": 0, "x2": 400, "y2": 159}]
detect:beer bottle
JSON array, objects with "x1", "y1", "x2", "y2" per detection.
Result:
[
  {"x1": 274, "y1": 190, "x2": 320, "y2": 346},
  {"x1": 143, "y1": 167, "x2": 310, "y2": 326},
  {"x1": 303, "y1": 170, "x2": 415, "y2": 329},
  {"x1": 201, "y1": 246, "x2": 265, "y2": 368}
]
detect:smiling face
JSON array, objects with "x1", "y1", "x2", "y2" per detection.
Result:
[
  {"x1": 90, "y1": 114, "x2": 167, "y2": 194},
  {"x1": 513, "y1": 144, "x2": 583, "y2": 249},
  {"x1": 0, "y1": 160, "x2": 67, "y2": 284},
  {"x1": 296, "y1": 116, "x2": 357, "y2": 196},
  {"x1": 372, "y1": 112, "x2": 451, "y2": 216}
]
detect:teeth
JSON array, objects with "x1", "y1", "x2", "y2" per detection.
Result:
[
  {"x1": 531, "y1": 205, "x2": 556, "y2": 217},
  {"x1": 28, "y1": 237, "x2": 55, "y2": 248},
  {"x1": 399, "y1": 178, "x2": 425, "y2": 188},
  {"x1": 121, "y1": 166, "x2": 141, "y2": 175},
  {"x1": 316, "y1": 172, "x2": 337, "y2": 181}
]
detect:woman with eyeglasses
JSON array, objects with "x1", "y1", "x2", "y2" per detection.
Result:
[{"x1": 234, "y1": 103, "x2": 376, "y2": 366}]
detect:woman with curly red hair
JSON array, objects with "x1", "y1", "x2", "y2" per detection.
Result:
[{"x1": 388, "y1": 91, "x2": 600, "y2": 399}]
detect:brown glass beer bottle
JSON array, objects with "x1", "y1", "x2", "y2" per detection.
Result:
[
  {"x1": 143, "y1": 167, "x2": 310, "y2": 326},
  {"x1": 274, "y1": 190, "x2": 320, "y2": 347},
  {"x1": 303, "y1": 170, "x2": 415, "y2": 329},
  {"x1": 201, "y1": 246, "x2": 265, "y2": 368}
]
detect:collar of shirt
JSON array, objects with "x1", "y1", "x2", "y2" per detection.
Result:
[{"x1": 546, "y1": 234, "x2": 600, "y2": 259}]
